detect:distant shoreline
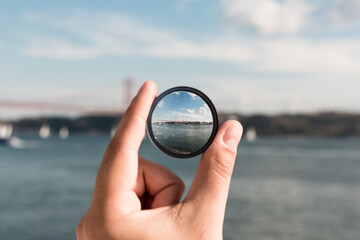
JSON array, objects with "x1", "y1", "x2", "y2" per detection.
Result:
[{"x1": 1, "y1": 112, "x2": 359, "y2": 137}]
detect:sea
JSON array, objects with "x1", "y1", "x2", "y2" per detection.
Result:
[{"x1": 0, "y1": 135, "x2": 360, "y2": 240}]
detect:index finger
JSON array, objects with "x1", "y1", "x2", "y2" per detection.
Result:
[
  {"x1": 95, "y1": 81, "x2": 157, "y2": 202},
  {"x1": 114, "y1": 80, "x2": 157, "y2": 154}
]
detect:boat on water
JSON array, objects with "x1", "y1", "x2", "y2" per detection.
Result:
[
  {"x1": 0, "y1": 124, "x2": 13, "y2": 146},
  {"x1": 59, "y1": 126, "x2": 69, "y2": 139},
  {"x1": 39, "y1": 124, "x2": 51, "y2": 139},
  {"x1": 245, "y1": 127, "x2": 257, "y2": 142}
]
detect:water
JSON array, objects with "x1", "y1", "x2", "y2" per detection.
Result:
[
  {"x1": 152, "y1": 124, "x2": 213, "y2": 154},
  {"x1": 1, "y1": 135, "x2": 360, "y2": 240}
]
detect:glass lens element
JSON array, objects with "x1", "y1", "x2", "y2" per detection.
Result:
[{"x1": 151, "y1": 91, "x2": 214, "y2": 156}]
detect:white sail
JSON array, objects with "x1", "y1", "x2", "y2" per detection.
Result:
[
  {"x1": 0, "y1": 124, "x2": 13, "y2": 139},
  {"x1": 39, "y1": 124, "x2": 51, "y2": 139},
  {"x1": 59, "y1": 126, "x2": 69, "y2": 139},
  {"x1": 245, "y1": 127, "x2": 257, "y2": 142}
]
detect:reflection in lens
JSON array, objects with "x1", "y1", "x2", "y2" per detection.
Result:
[{"x1": 151, "y1": 91, "x2": 214, "y2": 155}]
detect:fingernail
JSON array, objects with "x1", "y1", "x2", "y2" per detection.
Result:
[{"x1": 223, "y1": 121, "x2": 242, "y2": 153}]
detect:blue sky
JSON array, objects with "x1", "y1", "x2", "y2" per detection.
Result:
[
  {"x1": 1, "y1": 0, "x2": 360, "y2": 118},
  {"x1": 152, "y1": 91, "x2": 213, "y2": 122}
]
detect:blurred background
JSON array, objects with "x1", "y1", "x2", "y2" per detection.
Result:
[{"x1": 0, "y1": 0, "x2": 360, "y2": 239}]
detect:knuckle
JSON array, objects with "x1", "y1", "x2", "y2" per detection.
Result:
[{"x1": 208, "y1": 147, "x2": 236, "y2": 181}]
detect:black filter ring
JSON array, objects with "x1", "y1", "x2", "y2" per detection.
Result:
[{"x1": 146, "y1": 86, "x2": 218, "y2": 158}]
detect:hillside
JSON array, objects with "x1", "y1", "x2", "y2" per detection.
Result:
[{"x1": 1, "y1": 112, "x2": 359, "y2": 137}]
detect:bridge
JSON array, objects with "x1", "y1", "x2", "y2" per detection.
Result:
[
  {"x1": 0, "y1": 100, "x2": 123, "y2": 115},
  {"x1": 0, "y1": 78, "x2": 134, "y2": 116}
]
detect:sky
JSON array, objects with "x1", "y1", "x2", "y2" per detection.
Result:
[
  {"x1": 0, "y1": 0, "x2": 360, "y2": 118},
  {"x1": 152, "y1": 91, "x2": 213, "y2": 122}
]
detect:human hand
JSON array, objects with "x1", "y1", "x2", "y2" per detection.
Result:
[{"x1": 76, "y1": 81, "x2": 243, "y2": 240}]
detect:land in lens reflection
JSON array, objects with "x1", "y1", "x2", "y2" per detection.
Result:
[{"x1": 151, "y1": 91, "x2": 214, "y2": 155}]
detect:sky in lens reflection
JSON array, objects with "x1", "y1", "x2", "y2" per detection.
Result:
[{"x1": 152, "y1": 91, "x2": 213, "y2": 123}]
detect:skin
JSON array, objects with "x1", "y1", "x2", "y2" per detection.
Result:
[{"x1": 76, "y1": 81, "x2": 243, "y2": 240}]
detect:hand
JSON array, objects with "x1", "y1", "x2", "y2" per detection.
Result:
[{"x1": 76, "y1": 81, "x2": 243, "y2": 240}]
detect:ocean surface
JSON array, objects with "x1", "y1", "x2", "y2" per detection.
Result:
[
  {"x1": 0, "y1": 135, "x2": 360, "y2": 240},
  {"x1": 152, "y1": 124, "x2": 213, "y2": 154}
]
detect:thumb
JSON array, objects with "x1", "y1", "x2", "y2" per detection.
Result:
[{"x1": 184, "y1": 120, "x2": 242, "y2": 221}]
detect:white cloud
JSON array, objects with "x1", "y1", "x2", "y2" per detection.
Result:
[
  {"x1": 198, "y1": 106, "x2": 208, "y2": 115},
  {"x1": 186, "y1": 108, "x2": 195, "y2": 114},
  {"x1": 24, "y1": 39, "x2": 101, "y2": 59},
  {"x1": 184, "y1": 106, "x2": 209, "y2": 116},
  {"x1": 222, "y1": 0, "x2": 313, "y2": 36},
  {"x1": 169, "y1": 109, "x2": 212, "y2": 121},
  {"x1": 245, "y1": 38, "x2": 360, "y2": 73},
  {"x1": 146, "y1": 39, "x2": 250, "y2": 62},
  {"x1": 22, "y1": 10, "x2": 175, "y2": 60},
  {"x1": 200, "y1": 74, "x2": 360, "y2": 114},
  {"x1": 221, "y1": 0, "x2": 360, "y2": 36},
  {"x1": 187, "y1": 92, "x2": 199, "y2": 99},
  {"x1": 21, "y1": 10, "x2": 360, "y2": 74},
  {"x1": 21, "y1": 10, "x2": 250, "y2": 61},
  {"x1": 153, "y1": 37, "x2": 360, "y2": 73},
  {"x1": 325, "y1": 0, "x2": 360, "y2": 25}
]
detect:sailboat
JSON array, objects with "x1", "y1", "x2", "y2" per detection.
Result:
[
  {"x1": 245, "y1": 127, "x2": 257, "y2": 142},
  {"x1": 59, "y1": 126, "x2": 69, "y2": 139},
  {"x1": 0, "y1": 124, "x2": 13, "y2": 145},
  {"x1": 39, "y1": 124, "x2": 51, "y2": 139}
]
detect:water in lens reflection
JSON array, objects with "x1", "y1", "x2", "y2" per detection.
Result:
[{"x1": 152, "y1": 123, "x2": 213, "y2": 154}]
